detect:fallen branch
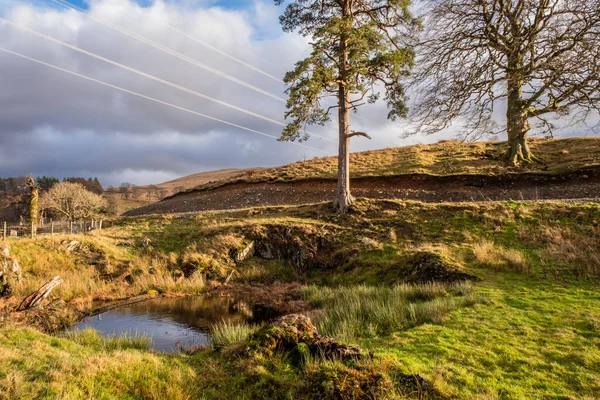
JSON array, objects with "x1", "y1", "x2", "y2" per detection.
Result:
[{"x1": 17, "y1": 276, "x2": 64, "y2": 311}]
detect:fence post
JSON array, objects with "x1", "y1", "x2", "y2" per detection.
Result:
[
  {"x1": 99, "y1": 220, "x2": 103, "y2": 230},
  {"x1": 51, "y1": 219, "x2": 54, "y2": 236},
  {"x1": 70, "y1": 221, "x2": 73, "y2": 235},
  {"x1": 3, "y1": 221, "x2": 6, "y2": 241},
  {"x1": 31, "y1": 221, "x2": 34, "y2": 239}
]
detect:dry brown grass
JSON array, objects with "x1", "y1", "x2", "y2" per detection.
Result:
[
  {"x1": 180, "y1": 137, "x2": 600, "y2": 193},
  {"x1": 6, "y1": 234, "x2": 206, "y2": 306},
  {"x1": 540, "y1": 226, "x2": 600, "y2": 278},
  {"x1": 473, "y1": 240, "x2": 531, "y2": 274}
]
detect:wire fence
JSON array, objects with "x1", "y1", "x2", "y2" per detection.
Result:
[{"x1": 2, "y1": 219, "x2": 111, "y2": 240}]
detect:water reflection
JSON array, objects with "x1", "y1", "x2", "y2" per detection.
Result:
[{"x1": 69, "y1": 296, "x2": 253, "y2": 353}]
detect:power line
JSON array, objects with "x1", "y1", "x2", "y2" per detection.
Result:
[
  {"x1": 158, "y1": 17, "x2": 284, "y2": 84},
  {"x1": 0, "y1": 18, "x2": 280, "y2": 127},
  {"x1": 0, "y1": 46, "x2": 329, "y2": 155},
  {"x1": 47, "y1": 0, "x2": 377, "y2": 138},
  {"x1": 1, "y1": 16, "x2": 336, "y2": 143},
  {"x1": 52, "y1": 0, "x2": 284, "y2": 84},
  {"x1": 46, "y1": 0, "x2": 286, "y2": 102}
]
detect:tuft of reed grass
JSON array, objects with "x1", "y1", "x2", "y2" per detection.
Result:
[
  {"x1": 210, "y1": 320, "x2": 258, "y2": 349},
  {"x1": 64, "y1": 329, "x2": 151, "y2": 351},
  {"x1": 473, "y1": 240, "x2": 530, "y2": 274},
  {"x1": 303, "y1": 282, "x2": 481, "y2": 342}
]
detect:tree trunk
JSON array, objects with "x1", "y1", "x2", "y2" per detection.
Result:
[
  {"x1": 17, "y1": 276, "x2": 63, "y2": 311},
  {"x1": 505, "y1": 62, "x2": 534, "y2": 166},
  {"x1": 334, "y1": 0, "x2": 353, "y2": 214},
  {"x1": 335, "y1": 95, "x2": 353, "y2": 213}
]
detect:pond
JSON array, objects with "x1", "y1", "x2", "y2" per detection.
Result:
[{"x1": 68, "y1": 296, "x2": 254, "y2": 353}]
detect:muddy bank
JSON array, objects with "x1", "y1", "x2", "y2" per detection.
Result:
[{"x1": 125, "y1": 167, "x2": 600, "y2": 216}]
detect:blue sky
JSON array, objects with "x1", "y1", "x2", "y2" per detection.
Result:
[{"x1": 57, "y1": 0, "x2": 259, "y2": 10}]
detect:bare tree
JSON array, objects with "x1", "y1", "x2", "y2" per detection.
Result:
[
  {"x1": 277, "y1": 0, "x2": 420, "y2": 213},
  {"x1": 119, "y1": 182, "x2": 135, "y2": 200},
  {"x1": 411, "y1": 0, "x2": 600, "y2": 165},
  {"x1": 40, "y1": 182, "x2": 107, "y2": 221}
]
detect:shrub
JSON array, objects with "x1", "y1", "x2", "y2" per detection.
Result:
[{"x1": 211, "y1": 320, "x2": 258, "y2": 348}]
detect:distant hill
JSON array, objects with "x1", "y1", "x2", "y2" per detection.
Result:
[{"x1": 103, "y1": 168, "x2": 265, "y2": 215}]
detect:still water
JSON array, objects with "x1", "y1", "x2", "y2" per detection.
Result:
[{"x1": 69, "y1": 296, "x2": 252, "y2": 353}]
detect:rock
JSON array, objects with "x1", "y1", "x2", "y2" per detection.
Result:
[
  {"x1": 360, "y1": 237, "x2": 381, "y2": 249},
  {"x1": 62, "y1": 240, "x2": 80, "y2": 253},
  {"x1": 1, "y1": 247, "x2": 9, "y2": 258},
  {"x1": 247, "y1": 314, "x2": 364, "y2": 366},
  {"x1": 249, "y1": 226, "x2": 331, "y2": 273},
  {"x1": 234, "y1": 241, "x2": 255, "y2": 263}
]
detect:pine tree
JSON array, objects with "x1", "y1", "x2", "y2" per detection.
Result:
[{"x1": 277, "y1": 0, "x2": 420, "y2": 213}]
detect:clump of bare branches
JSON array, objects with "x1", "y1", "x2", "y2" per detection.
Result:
[
  {"x1": 40, "y1": 181, "x2": 107, "y2": 221},
  {"x1": 410, "y1": 0, "x2": 600, "y2": 165}
]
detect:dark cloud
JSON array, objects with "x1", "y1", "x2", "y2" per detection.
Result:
[{"x1": 0, "y1": 0, "x2": 446, "y2": 186}]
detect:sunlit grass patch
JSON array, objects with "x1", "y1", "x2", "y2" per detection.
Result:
[
  {"x1": 473, "y1": 240, "x2": 531, "y2": 274},
  {"x1": 211, "y1": 320, "x2": 258, "y2": 348},
  {"x1": 303, "y1": 282, "x2": 483, "y2": 342},
  {"x1": 64, "y1": 328, "x2": 151, "y2": 351}
]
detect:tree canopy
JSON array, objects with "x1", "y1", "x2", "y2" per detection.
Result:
[
  {"x1": 411, "y1": 0, "x2": 600, "y2": 164},
  {"x1": 277, "y1": 0, "x2": 420, "y2": 212},
  {"x1": 40, "y1": 181, "x2": 107, "y2": 221}
]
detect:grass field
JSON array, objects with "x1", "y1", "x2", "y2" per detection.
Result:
[{"x1": 1, "y1": 197, "x2": 599, "y2": 398}]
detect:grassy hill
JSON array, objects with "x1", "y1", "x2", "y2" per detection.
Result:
[
  {"x1": 1, "y1": 199, "x2": 600, "y2": 398},
  {"x1": 177, "y1": 137, "x2": 600, "y2": 194},
  {"x1": 1, "y1": 137, "x2": 600, "y2": 399}
]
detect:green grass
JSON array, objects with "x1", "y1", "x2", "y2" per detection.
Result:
[
  {"x1": 2, "y1": 199, "x2": 600, "y2": 398},
  {"x1": 63, "y1": 329, "x2": 151, "y2": 351},
  {"x1": 211, "y1": 320, "x2": 258, "y2": 348},
  {"x1": 0, "y1": 328, "x2": 200, "y2": 399},
  {"x1": 360, "y1": 276, "x2": 600, "y2": 399},
  {"x1": 303, "y1": 282, "x2": 482, "y2": 342}
]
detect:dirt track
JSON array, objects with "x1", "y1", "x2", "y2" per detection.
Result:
[{"x1": 124, "y1": 168, "x2": 600, "y2": 216}]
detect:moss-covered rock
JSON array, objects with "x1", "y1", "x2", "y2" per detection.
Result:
[{"x1": 246, "y1": 314, "x2": 364, "y2": 367}]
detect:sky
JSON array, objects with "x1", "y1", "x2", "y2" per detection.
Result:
[{"x1": 0, "y1": 0, "x2": 595, "y2": 187}]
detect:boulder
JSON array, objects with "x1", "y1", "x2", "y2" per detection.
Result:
[{"x1": 62, "y1": 240, "x2": 80, "y2": 253}]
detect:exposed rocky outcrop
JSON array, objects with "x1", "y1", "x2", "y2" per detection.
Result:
[
  {"x1": 1, "y1": 246, "x2": 22, "y2": 297},
  {"x1": 247, "y1": 226, "x2": 332, "y2": 273}
]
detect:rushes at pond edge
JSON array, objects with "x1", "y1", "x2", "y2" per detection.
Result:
[{"x1": 303, "y1": 282, "x2": 485, "y2": 342}]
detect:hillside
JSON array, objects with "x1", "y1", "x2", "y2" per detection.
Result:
[
  {"x1": 2, "y1": 199, "x2": 600, "y2": 398},
  {"x1": 126, "y1": 137, "x2": 600, "y2": 216},
  {"x1": 102, "y1": 168, "x2": 265, "y2": 215}
]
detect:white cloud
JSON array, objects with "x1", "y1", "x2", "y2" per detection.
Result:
[{"x1": 0, "y1": 0, "x2": 519, "y2": 187}]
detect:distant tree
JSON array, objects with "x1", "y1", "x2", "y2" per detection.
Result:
[
  {"x1": 411, "y1": 0, "x2": 600, "y2": 165},
  {"x1": 36, "y1": 176, "x2": 60, "y2": 191},
  {"x1": 147, "y1": 185, "x2": 164, "y2": 200},
  {"x1": 64, "y1": 177, "x2": 103, "y2": 194},
  {"x1": 40, "y1": 182, "x2": 107, "y2": 221},
  {"x1": 119, "y1": 182, "x2": 135, "y2": 200},
  {"x1": 276, "y1": 0, "x2": 420, "y2": 213}
]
